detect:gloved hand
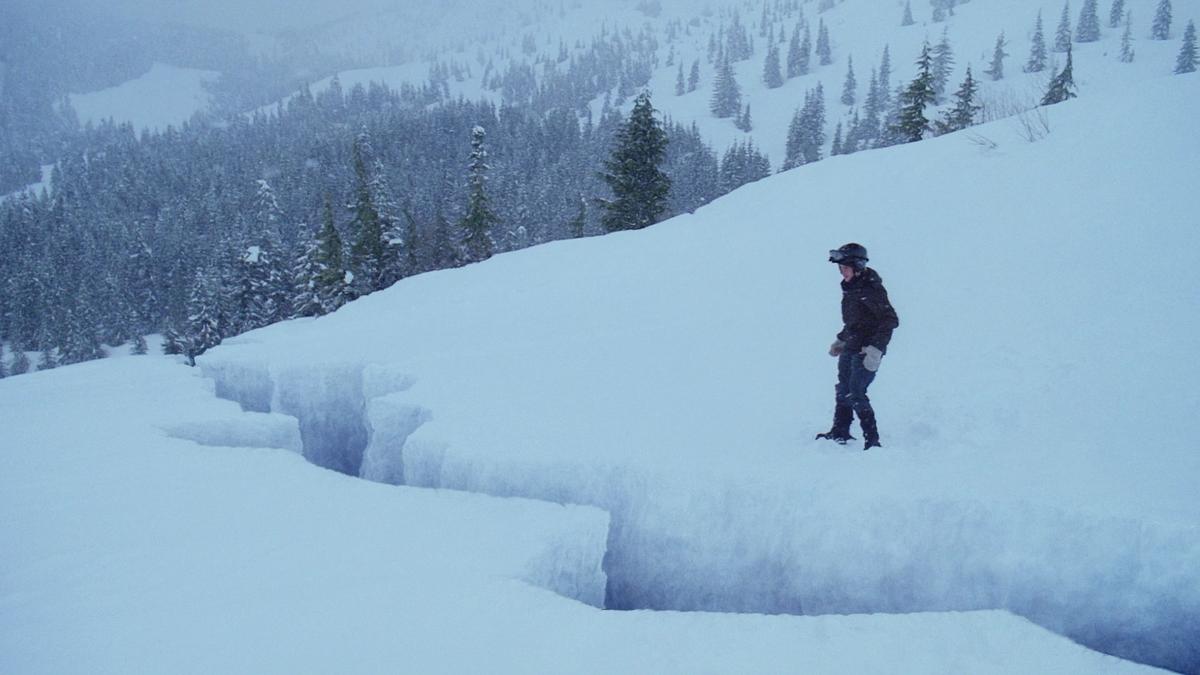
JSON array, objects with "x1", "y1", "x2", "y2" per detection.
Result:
[
  {"x1": 829, "y1": 340, "x2": 845, "y2": 357},
  {"x1": 861, "y1": 345, "x2": 883, "y2": 372}
]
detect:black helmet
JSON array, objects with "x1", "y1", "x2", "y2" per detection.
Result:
[{"x1": 829, "y1": 242, "x2": 868, "y2": 270}]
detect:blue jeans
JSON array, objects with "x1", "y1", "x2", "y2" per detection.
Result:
[
  {"x1": 836, "y1": 350, "x2": 876, "y2": 416},
  {"x1": 830, "y1": 350, "x2": 881, "y2": 444}
]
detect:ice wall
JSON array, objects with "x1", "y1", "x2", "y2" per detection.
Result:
[
  {"x1": 199, "y1": 354, "x2": 1199, "y2": 673},
  {"x1": 197, "y1": 355, "x2": 609, "y2": 607}
]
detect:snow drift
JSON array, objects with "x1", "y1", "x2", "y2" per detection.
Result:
[{"x1": 197, "y1": 74, "x2": 1200, "y2": 672}]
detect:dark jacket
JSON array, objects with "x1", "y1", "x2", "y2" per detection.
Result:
[{"x1": 837, "y1": 267, "x2": 899, "y2": 354}]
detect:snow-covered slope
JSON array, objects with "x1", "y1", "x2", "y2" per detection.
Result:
[
  {"x1": 186, "y1": 71, "x2": 1200, "y2": 672},
  {"x1": 72, "y1": 0, "x2": 1200, "y2": 169},
  {"x1": 68, "y1": 63, "x2": 218, "y2": 133}
]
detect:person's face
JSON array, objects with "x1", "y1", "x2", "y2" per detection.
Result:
[{"x1": 838, "y1": 264, "x2": 855, "y2": 282}]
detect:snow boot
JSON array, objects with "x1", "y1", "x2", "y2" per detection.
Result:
[
  {"x1": 816, "y1": 431, "x2": 857, "y2": 444},
  {"x1": 816, "y1": 404, "x2": 855, "y2": 444},
  {"x1": 857, "y1": 406, "x2": 881, "y2": 451}
]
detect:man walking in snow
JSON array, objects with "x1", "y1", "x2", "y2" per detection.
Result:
[{"x1": 816, "y1": 243, "x2": 899, "y2": 450}]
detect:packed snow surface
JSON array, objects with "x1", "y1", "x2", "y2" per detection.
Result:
[{"x1": 198, "y1": 74, "x2": 1200, "y2": 672}]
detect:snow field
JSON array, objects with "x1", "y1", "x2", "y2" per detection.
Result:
[{"x1": 197, "y1": 73, "x2": 1200, "y2": 672}]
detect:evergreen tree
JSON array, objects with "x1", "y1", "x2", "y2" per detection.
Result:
[
  {"x1": 1027, "y1": 11, "x2": 1049, "y2": 72},
  {"x1": 676, "y1": 62, "x2": 686, "y2": 95},
  {"x1": 460, "y1": 126, "x2": 499, "y2": 264},
  {"x1": 1042, "y1": 45, "x2": 1078, "y2": 105},
  {"x1": 816, "y1": 19, "x2": 833, "y2": 66},
  {"x1": 892, "y1": 42, "x2": 937, "y2": 143},
  {"x1": 568, "y1": 195, "x2": 587, "y2": 238},
  {"x1": 789, "y1": 23, "x2": 813, "y2": 77},
  {"x1": 599, "y1": 93, "x2": 670, "y2": 232},
  {"x1": 1119, "y1": 11, "x2": 1135, "y2": 62},
  {"x1": 292, "y1": 226, "x2": 325, "y2": 319},
  {"x1": 315, "y1": 197, "x2": 350, "y2": 313},
  {"x1": 1110, "y1": 0, "x2": 1126, "y2": 28},
  {"x1": 1176, "y1": 20, "x2": 1197, "y2": 73},
  {"x1": 183, "y1": 267, "x2": 222, "y2": 366},
  {"x1": 736, "y1": 104, "x2": 754, "y2": 132},
  {"x1": 878, "y1": 45, "x2": 893, "y2": 109},
  {"x1": 710, "y1": 56, "x2": 743, "y2": 118},
  {"x1": 688, "y1": 59, "x2": 701, "y2": 92},
  {"x1": 830, "y1": 122, "x2": 844, "y2": 155},
  {"x1": 984, "y1": 32, "x2": 1009, "y2": 80},
  {"x1": 781, "y1": 83, "x2": 826, "y2": 169},
  {"x1": 902, "y1": 1, "x2": 915, "y2": 26},
  {"x1": 10, "y1": 348, "x2": 30, "y2": 376},
  {"x1": 0, "y1": 351, "x2": 6, "y2": 379},
  {"x1": 1056, "y1": 2, "x2": 1074, "y2": 51},
  {"x1": 161, "y1": 325, "x2": 183, "y2": 356},
  {"x1": 347, "y1": 134, "x2": 386, "y2": 295},
  {"x1": 841, "y1": 55, "x2": 857, "y2": 105},
  {"x1": 763, "y1": 44, "x2": 785, "y2": 88},
  {"x1": 931, "y1": 29, "x2": 955, "y2": 103},
  {"x1": 1152, "y1": 0, "x2": 1172, "y2": 39},
  {"x1": 132, "y1": 334, "x2": 148, "y2": 355},
  {"x1": 936, "y1": 66, "x2": 981, "y2": 134},
  {"x1": 1077, "y1": 0, "x2": 1102, "y2": 42}
]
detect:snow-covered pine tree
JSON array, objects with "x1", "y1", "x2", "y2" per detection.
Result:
[
  {"x1": 763, "y1": 44, "x2": 784, "y2": 88},
  {"x1": 878, "y1": 45, "x2": 893, "y2": 109},
  {"x1": 831, "y1": 122, "x2": 844, "y2": 155},
  {"x1": 183, "y1": 267, "x2": 222, "y2": 367},
  {"x1": 689, "y1": 60, "x2": 701, "y2": 91},
  {"x1": 676, "y1": 62, "x2": 686, "y2": 95},
  {"x1": 787, "y1": 22, "x2": 812, "y2": 77},
  {"x1": 1176, "y1": 20, "x2": 1197, "y2": 73},
  {"x1": 781, "y1": 84, "x2": 826, "y2": 169},
  {"x1": 1077, "y1": 0, "x2": 1102, "y2": 42},
  {"x1": 1027, "y1": 10, "x2": 1049, "y2": 71},
  {"x1": 347, "y1": 134, "x2": 386, "y2": 295},
  {"x1": 860, "y1": 68, "x2": 882, "y2": 144},
  {"x1": 936, "y1": 65, "x2": 981, "y2": 134},
  {"x1": 710, "y1": 56, "x2": 742, "y2": 118},
  {"x1": 984, "y1": 32, "x2": 1009, "y2": 80},
  {"x1": 599, "y1": 93, "x2": 670, "y2": 232},
  {"x1": 736, "y1": 104, "x2": 754, "y2": 131},
  {"x1": 568, "y1": 195, "x2": 587, "y2": 238},
  {"x1": 317, "y1": 197, "x2": 350, "y2": 312},
  {"x1": 726, "y1": 11, "x2": 753, "y2": 61},
  {"x1": 902, "y1": 0, "x2": 915, "y2": 26},
  {"x1": 131, "y1": 334, "x2": 148, "y2": 355},
  {"x1": 1120, "y1": 11, "x2": 1136, "y2": 62},
  {"x1": 892, "y1": 41, "x2": 937, "y2": 143},
  {"x1": 291, "y1": 226, "x2": 324, "y2": 318},
  {"x1": 369, "y1": 159, "x2": 406, "y2": 286},
  {"x1": 841, "y1": 55, "x2": 857, "y2": 105},
  {"x1": 1110, "y1": 0, "x2": 1126, "y2": 28},
  {"x1": 1042, "y1": 45, "x2": 1078, "y2": 104},
  {"x1": 460, "y1": 126, "x2": 499, "y2": 264},
  {"x1": 816, "y1": 19, "x2": 833, "y2": 65},
  {"x1": 931, "y1": 29, "x2": 955, "y2": 103},
  {"x1": 1056, "y1": 2, "x2": 1074, "y2": 51},
  {"x1": 10, "y1": 347, "x2": 30, "y2": 375},
  {"x1": 1152, "y1": 0, "x2": 1172, "y2": 39},
  {"x1": 161, "y1": 325, "x2": 183, "y2": 356}
]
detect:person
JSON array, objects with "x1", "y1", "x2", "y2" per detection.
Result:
[{"x1": 816, "y1": 243, "x2": 899, "y2": 450}]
